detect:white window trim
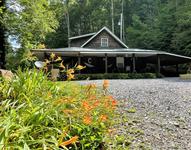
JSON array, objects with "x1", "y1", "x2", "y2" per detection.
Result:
[{"x1": 101, "y1": 38, "x2": 108, "y2": 47}]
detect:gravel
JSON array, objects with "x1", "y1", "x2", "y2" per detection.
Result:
[{"x1": 78, "y1": 78, "x2": 191, "y2": 150}]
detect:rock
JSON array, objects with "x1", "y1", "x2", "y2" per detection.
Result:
[{"x1": 0, "y1": 69, "x2": 14, "y2": 80}]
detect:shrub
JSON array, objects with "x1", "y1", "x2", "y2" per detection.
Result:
[
  {"x1": 0, "y1": 70, "x2": 117, "y2": 149},
  {"x1": 75, "y1": 73, "x2": 157, "y2": 80}
]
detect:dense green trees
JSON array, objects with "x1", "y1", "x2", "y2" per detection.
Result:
[
  {"x1": 2, "y1": 0, "x2": 191, "y2": 68},
  {"x1": 2, "y1": 0, "x2": 58, "y2": 68},
  {"x1": 45, "y1": 0, "x2": 191, "y2": 56}
]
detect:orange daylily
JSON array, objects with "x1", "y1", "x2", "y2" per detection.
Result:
[
  {"x1": 45, "y1": 59, "x2": 50, "y2": 64},
  {"x1": 50, "y1": 53, "x2": 55, "y2": 59},
  {"x1": 60, "y1": 61, "x2": 65, "y2": 69},
  {"x1": 83, "y1": 116, "x2": 92, "y2": 125},
  {"x1": 67, "y1": 69, "x2": 74, "y2": 74},
  {"x1": 76, "y1": 65, "x2": 85, "y2": 70},
  {"x1": 67, "y1": 73, "x2": 75, "y2": 80},
  {"x1": 100, "y1": 114, "x2": 107, "y2": 122},
  {"x1": 55, "y1": 56, "x2": 62, "y2": 62},
  {"x1": 103, "y1": 80, "x2": 109, "y2": 90},
  {"x1": 59, "y1": 136, "x2": 78, "y2": 147},
  {"x1": 112, "y1": 99, "x2": 117, "y2": 108},
  {"x1": 93, "y1": 100, "x2": 100, "y2": 107},
  {"x1": 82, "y1": 101, "x2": 93, "y2": 111}
]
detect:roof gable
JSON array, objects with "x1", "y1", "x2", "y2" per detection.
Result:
[{"x1": 81, "y1": 27, "x2": 128, "y2": 48}]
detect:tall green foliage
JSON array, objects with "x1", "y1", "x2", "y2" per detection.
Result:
[
  {"x1": 4, "y1": 0, "x2": 58, "y2": 49},
  {"x1": 45, "y1": 0, "x2": 191, "y2": 56},
  {"x1": 3, "y1": 0, "x2": 59, "y2": 69}
]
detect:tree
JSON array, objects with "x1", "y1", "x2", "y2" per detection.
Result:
[
  {"x1": 0, "y1": 0, "x2": 5, "y2": 68},
  {"x1": 3, "y1": 0, "x2": 59, "y2": 69},
  {"x1": 5, "y1": 0, "x2": 58, "y2": 49}
]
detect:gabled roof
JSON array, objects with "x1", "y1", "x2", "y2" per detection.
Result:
[
  {"x1": 69, "y1": 33, "x2": 96, "y2": 40},
  {"x1": 81, "y1": 26, "x2": 128, "y2": 48}
]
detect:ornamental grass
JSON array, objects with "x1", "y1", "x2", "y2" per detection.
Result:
[{"x1": 0, "y1": 69, "x2": 117, "y2": 149}]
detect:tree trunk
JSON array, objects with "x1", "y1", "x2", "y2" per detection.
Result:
[{"x1": 111, "y1": 0, "x2": 114, "y2": 33}]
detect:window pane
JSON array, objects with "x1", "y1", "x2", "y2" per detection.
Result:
[{"x1": 101, "y1": 38, "x2": 108, "y2": 47}]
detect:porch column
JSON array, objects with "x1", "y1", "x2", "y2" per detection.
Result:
[
  {"x1": 78, "y1": 53, "x2": 81, "y2": 74},
  {"x1": 105, "y1": 53, "x2": 108, "y2": 73},
  {"x1": 156, "y1": 54, "x2": 161, "y2": 74},
  {"x1": 132, "y1": 53, "x2": 136, "y2": 73}
]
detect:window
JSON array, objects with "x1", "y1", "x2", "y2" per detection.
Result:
[{"x1": 101, "y1": 38, "x2": 108, "y2": 47}]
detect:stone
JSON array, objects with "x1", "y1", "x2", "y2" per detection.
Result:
[{"x1": 0, "y1": 69, "x2": 14, "y2": 80}]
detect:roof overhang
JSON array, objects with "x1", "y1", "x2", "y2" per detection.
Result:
[{"x1": 31, "y1": 47, "x2": 191, "y2": 65}]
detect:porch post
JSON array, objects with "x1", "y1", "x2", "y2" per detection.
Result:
[
  {"x1": 78, "y1": 53, "x2": 81, "y2": 74},
  {"x1": 105, "y1": 53, "x2": 108, "y2": 73},
  {"x1": 132, "y1": 53, "x2": 136, "y2": 73},
  {"x1": 157, "y1": 54, "x2": 161, "y2": 74}
]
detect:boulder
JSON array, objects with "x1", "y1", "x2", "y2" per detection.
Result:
[{"x1": 0, "y1": 69, "x2": 14, "y2": 80}]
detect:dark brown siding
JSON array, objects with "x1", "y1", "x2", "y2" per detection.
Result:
[
  {"x1": 84, "y1": 30, "x2": 125, "y2": 49},
  {"x1": 70, "y1": 36, "x2": 92, "y2": 47}
]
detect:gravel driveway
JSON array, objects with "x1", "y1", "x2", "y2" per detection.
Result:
[{"x1": 78, "y1": 78, "x2": 191, "y2": 150}]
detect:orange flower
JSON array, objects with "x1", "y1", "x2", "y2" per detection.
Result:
[
  {"x1": 100, "y1": 114, "x2": 107, "y2": 122},
  {"x1": 93, "y1": 100, "x2": 100, "y2": 107},
  {"x1": 60, "y1": 136, "x2": 78, "y2": 147},
  {"x1": 104, "y1": 101, "x2": 109, "y2": 108},
  {"x1": 103, "y1": 80, "x2": 109, "y2": 90},
  {"x1": 108, "y1": 95, "x2": 114, "y2": 100},
  {"x1": 60, "y1": 61, "x2": 65, "y2": 69},
  {"x1": 76, "y1": 65, "x2": 86, "y2": 70},
  {"x1": 82, "y1": 101, "x2": 92, "y2": 111},
  {"x1": 50, "y1": 53, "x2": 55, "y2": 59},
  {"x1": 55, "y1": 56, "x2": 62, "y2": 62},
  {"x1": 67, "y1": 69, "x2": 74, "y2": 74},
  {"x1": 45, "y1": 59, "x2": 50, "y2": 64},
  {"x1": 67, "y1": 73, "x2": 75, "y2": 80},
  {"x1": 112, "y1": 99, "x2": 117, "y2": 108},
  {"x1": 89, "y1": 95, "x2": 96, "y2": 100},
  {"x1": 83, "y1": 116, "x2": 92, "y2": 125}
]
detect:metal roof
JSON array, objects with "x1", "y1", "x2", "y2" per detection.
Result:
[
  {"x1": 81, "y1": 27, "x2": 128, "y2": 48},
  {"x1": 69, "y1": 33, "x2": 96, "y2": 40},
  {"x1": 32, "y1": 47, "x2": 157, "y2": 53},
  {"x1": 31, "y1": 47, "x2": 191, "y2": 60}
]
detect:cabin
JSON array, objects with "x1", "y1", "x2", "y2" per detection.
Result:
[{"x1": 32, "y1": 27, "x2": 191, "y2": 76}]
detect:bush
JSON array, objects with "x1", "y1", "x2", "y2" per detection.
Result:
[
  {"x1": 75, "y1": 73, "x2": 157, "y2": 80},
  {"x1": 0, "y1": 69, "x2": 117, "y2": 149}
]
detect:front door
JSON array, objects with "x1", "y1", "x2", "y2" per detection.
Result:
[{"x1": 116, "y1": 57, "x2": 124, "y2": 71}]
